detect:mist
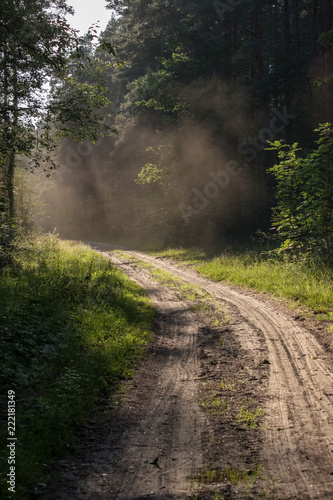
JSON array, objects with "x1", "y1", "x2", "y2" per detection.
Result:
[{"x1": 38, "y1": 78, "x2": 273, "y2": 249}]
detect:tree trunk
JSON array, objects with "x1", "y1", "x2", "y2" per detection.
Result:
[
  {"x1": 253, "y1": 0, "x2": 264, "y2": 82},
  {"x1": 323, "y1": 47, "x2": 333, "y2": 123},
  {"x1": 4, "y1": 54, "x2": 19, "y2": 220},
  {"x1": 284, "y1": 0, "x2": 291, "y2": 110},
  {"x1": 295, "y1": 0, "x2": 300, "y2": 53},
  {"x1": 312, "y1": 0, "x2": 319, "y2": 55}
]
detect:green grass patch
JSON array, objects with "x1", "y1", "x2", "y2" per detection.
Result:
[
  {"x1": 151, "y1": 247, "x2": 333, "y2": 327},
  {"x1": 116, "y1": 251, "x2": 209, "y2": 301},
  {"x1": 189, "y1": 299, "x2": 230, "y2": 327},
  {"x1": 192, "y1": 464, "x2": 277, "y2": 500},
  {"x1": 114, "y1": 250, "x2": 154, "y2": 271},
  {"x1": 194, "y1": 464, "x2": 262, "y2": 484},
  {"x1": 220, "y1": 379, "x2": 236, "y2": 391},
  {"x1": 149, "y1": 267, "x2": 207, "y2": 300},
  {"x1": 0, "y1": 235, "x2": 154, "y2": 499},
  {"x1": 237, "y1": 403, "x2": 265, "y2": 429},
  {"x1": 199, "y1": 387, "x2": 230, "y2": 415},
  {"x1": 117, "y1": 252, "x2": 231, "y2": 332}
]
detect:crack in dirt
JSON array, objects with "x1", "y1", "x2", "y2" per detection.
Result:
[{"x1": 41, "y1": 246, "x2": 333, "y2": 500}]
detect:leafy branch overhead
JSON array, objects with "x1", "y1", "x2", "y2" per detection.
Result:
[{"x1": 0, "y1": 0, "x2": 117, "y2": 219}]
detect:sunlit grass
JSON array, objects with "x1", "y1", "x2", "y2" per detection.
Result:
[
  {"x1": 151, "y1": 247, "x2": 333, "y2": 321},
  {"x1": 194, "y1": 464, "x2": 262, "y2": 484},
  {"x1": 149, "y1": 247, "x2": 209, "y2": 265},
  {"x1": 237, "y1": 404, "x2": 265, "y2": 429},
  {"x1": 0, "y1": 235, "x2": 154, "y2": 499},
  {"x1": 150, "y1": 266, "x2": 207, "y2": 300},
  {"x1": 116, "y1": 251, "x2": 208, "y2": 300}
]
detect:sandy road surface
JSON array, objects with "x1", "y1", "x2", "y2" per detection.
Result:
[
  {"x1": 98, "y1": 252, "x2": 206, "y2": 499},
  {"x1": 121, "y1": 249, "x2": 333, "y2": 499},
  {"x1": 43, "y1": 245, "x2": 333, "y2": 500}
]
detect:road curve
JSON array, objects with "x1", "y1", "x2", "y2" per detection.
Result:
[{"x1": 117, "y1": 249, "x2": 333, "y2": 500}]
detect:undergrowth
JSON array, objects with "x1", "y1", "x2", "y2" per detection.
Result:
[{"x1": 0, "y1": 235, "x2": 154, "y2": 499}]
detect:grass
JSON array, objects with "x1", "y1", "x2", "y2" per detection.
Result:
[
  {"x1": 150, "y1": 267, "x2": 206, "y2": 300},
  {"x1": 237, "y1": 403, "x2": 265, "y2": 429},
  {"x1": 199, "y1": 383, "x2": 231, "y2": 416},
  {"x1": 150, "y1": 247, "x2": 333, "y2": 329},
  {"x1": 0, "y1": 235, "x2": 155, "y2": 499},
  {"x1": 114, "y1": 253, "x2": 232, "y2": 331},
  {"x1": 193, "y1": 464, "x2": 281, "y2": 499},
  {"x1": 115, "y1": 250, "x2": 209, "y2": 301},
  {"x1": 199, "y1": 394, "x2": 230, "y2": 415},
  {"x1": 194, "y1": 464, "x2": 262, "y2": 485},
  {"x1": 220, "y1": 379, "x2": 236, "y2": 391},
  {"x1": 189, "y1": 298, "x2": 230, "y2": 328}
]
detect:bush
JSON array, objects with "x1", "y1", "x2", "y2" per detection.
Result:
[{"x1": 268, "y1": 123, "x2": 333, "y2": 261}]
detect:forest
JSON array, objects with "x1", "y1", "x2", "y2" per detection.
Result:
[
  {"x1": 0, "y1": 0, "x2": 332, "y2": 256},
  {"x1": 1, "y1": 2, "x2": 333, "y2": 498}
]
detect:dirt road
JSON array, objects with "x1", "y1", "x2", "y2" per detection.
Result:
[{"x1": 44, "y1": 246, "x2": 333, "y2": 500}]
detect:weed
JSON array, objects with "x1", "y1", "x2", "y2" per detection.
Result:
[
  {"x1": 222, "y1": 465, "x2": 261, "y2": 483},
  {"x1": 194, "y1": 464, "x2": 262, "y2": 485},
  {"x1": 206, "y1": 468, "x2": 217, "y2": 482},
  {"x1": 258, "y1": 486, "x2": 281, "y2": 500},
  {"x1": 220, "y1": 380, "x2": 236, "y2": 391},
  {"x1": 190, "y1": 298, "x2": 230, "y2": 328},
  {"x1": 237, "y1": 404, "x2": 265, "y2": 429},
  {"x1": 199, "y1": 391, "x2": 230, "y2": 415}
]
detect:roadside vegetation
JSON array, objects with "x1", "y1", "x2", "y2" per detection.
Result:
[
  {"x1": 0, "y1": 235, "x2": 154, "y2": 499},
  {"x1": 150, "y1": 248, "x2": 333, "y2": 332},
  {"x1": 148, "y1": 125, "x2": 333, "y2": 334},
  {"x1": 114, "y1": 250, "x2": 209, "y2": 300}
]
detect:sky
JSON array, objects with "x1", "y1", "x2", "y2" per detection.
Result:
[{"x1": 66, "y1": 0, "x2": 111, "y2": 35}]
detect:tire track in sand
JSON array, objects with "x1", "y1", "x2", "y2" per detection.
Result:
[
  {"x1": 117, "y1": 250, "x2": 333, "y2": 500},
  {"x1": 90, "y1": 252, "x2": 205, "y2": 500}
]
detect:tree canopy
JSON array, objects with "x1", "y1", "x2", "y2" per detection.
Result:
[
  {"x1": 0, "y1": 0, "x2": 115, "y2": 220},
  {"x1": 2, "y1": 0, "x2": 333, "y2": 255}
]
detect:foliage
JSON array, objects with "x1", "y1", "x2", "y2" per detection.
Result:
[
  {"x1": 0, "y1": 0, "x2": 116, "y2": 222},
  {"x1": 129, "y1": 60, "x2": 190, "y2": 124},
  {"x1": 237, "y1": 404, "x2": 264, "y2": 429},
  {"x1": 29, "y1": 0, "x2": 333, "y2": 249},
  {"x1": 0, "y1": 0, "x2": 76, "y2": 166},
  {"x1": 319, "y1": 30, "x2": 333, "y2": 49},
  {"x1": 267, "y1": 124, "x2": 333, "y2": 260},
  {"x1": 0, "y1": 215, "x2": 16, "y2": 268},
  {"x1": 48, "y1": 77, "x2": 112, "y2": 142},
  {"x1": 136, "y1": 162, "x2": 164, "y2": 184},
  {"x1": 0, "y1": 236, "x2": 154, "y2": 499},
  {"x1": 43, "y1": 0, "x2": 333, "y2": 247}
]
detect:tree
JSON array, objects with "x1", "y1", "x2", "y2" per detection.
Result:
[
  {"x1": 0, "y1": 0, "x2": 74, "y2": 216},
  {"x1": 42, "y1": 0, "x2": 333, "y2": 248},
  {"x1": 0, "y1": 0, "x2": 115, "y2": 221}
]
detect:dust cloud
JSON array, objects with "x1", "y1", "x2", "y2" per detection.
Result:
[{"x1": 38, "y1": 80, "x2": 272, "y2": 248}]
